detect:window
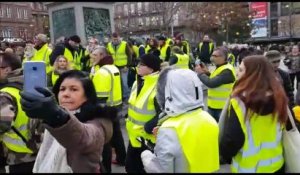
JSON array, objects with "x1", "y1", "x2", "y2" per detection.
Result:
[
  {"x1": 1, "y1": 30, "x2": 4, "y2": 37},
  {"x1": 23, "y1": 9, "x2": 28, "y2": 19},
  {"x1": 130, "y1": 3, "x2": 135, "y2": 15},
  {"x1": 137, "y1": 2, "x2": 142, "y2": 12},
  {"x1": 146, "y1": 17, "x2": 150, "y2": 26},
  {"x1": 271, "y1": 19, "x2": 278, "y2": 36},
  {"x1": 0, "y1": 8, "x2": 4, "y2": 17},
  {"x1": 293, "y1": 2, "x2": 300, "y2": 14},
  {"x1": 281, "y1": 2, "x2": 291, "y2": 16},
  {"x1": 6, "y1": 7, "x2": 11, "y2": 18},
  {"x1": 138, "y1": 17, "x2": 143, "y2": 26},
  {"x1": 160, "y1": 16, "x2": 163, "y2": 26},
  {"x1": 124, "y1": 4, "x2": 128, "y2": 16},
  {"x1": 30, "y1": 2, "x2": 35, "y2": 9},
  {"x1": 17, "y1": 8, "x2": 21, "y2": 18},
  {"x1": 145, "y1": 2, "x2": 149, "y2": 12},
  {"x1": 270, "y1": 2, "x2": 278, "y2": 17},
  {"x1": 37, "y1": 3, "x2": 42, "y2": 10}
]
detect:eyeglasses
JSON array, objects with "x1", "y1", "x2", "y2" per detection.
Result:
[
  {"x1": 138, "y1": 62, "x2": 146, "y2": 66},
  {"x1": 272, "y1": 60, "x2": 280, "y2": 64}
]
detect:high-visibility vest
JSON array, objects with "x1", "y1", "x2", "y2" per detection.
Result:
[
  {"x1": 0, "y1": 87, "x2": 33, "y2": 153},
  {"x1": 132, "y1": 45, "x2": 139, "y2": 58},
  {"x1": 29, "y1": 43, "x2": 52, "y2": 73},
  {"x1": 230, "y1": 97, "x2": 284, "y2": 173},
  {"x1": 51, "y1": 71, "x2": 60, "y2": 86},
  {"x1": 126, "y1": 72, "x2": 159, "y2": 147},
  {"x1": 73, "y1": 48, "x2": 84, "y2": 70},
  {"x1": 181, "y1": 40, "x2": 190, "y2": 55},
  {"x1": 207, "y1": 63, "x2": 236, "y2": 109},
  {"x1": 166, "y1": 38, "x2": 173, "y2": 46},
  {"x1": 93, "y1": 64, "x2": 122, "y2": 107},
  {"x1": 90, "y1": 65, "x2": 100, "y2": 79},
  {"x1": 145, "y1": 45, "x2": 151, "y2": 54},
  {"x1": 63, "y1": 47, "x2": 75, "y2": 69},
  {"x1": 228, "y1": 53, "x2": 235, "y2": 66},
  {"x1": 107, "y1": 41, "x2": 128, "y2": 67},
  {"x1": 199, "y1": 42, "x2": 214, "y2": 54},
  {"x1": 174, "y1": 53, "x2": 189, "y2": 69},
  {"x1": 159, "y1": 44, "x2": 169, "y2": 61},
  {"x1": 161, "y1": 108, "x2": 219, "y2": 172}
]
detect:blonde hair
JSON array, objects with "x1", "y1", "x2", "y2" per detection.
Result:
[{"x1": 53, "y1": 55, "x2": 71, "y2": 71}]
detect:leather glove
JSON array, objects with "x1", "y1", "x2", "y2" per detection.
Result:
[{"x1": 20, "y1": 87, "x2": 70, "y2": 128}]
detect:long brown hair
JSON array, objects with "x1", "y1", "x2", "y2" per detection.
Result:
[{"x1": 232, "y1": 55, "x2": 288, "y2": 124}]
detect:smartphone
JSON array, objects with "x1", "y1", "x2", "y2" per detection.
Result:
[{"x1": 23, "y1": 61, "x2": 47, "y2": 97}]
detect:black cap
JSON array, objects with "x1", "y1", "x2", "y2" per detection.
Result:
[
  {"x1": 69, "y1": 35, "x2": 81, "y2": 43},
  {"x1": 158, "y1": 36, "x2": 166, "y2": 41},
  {"x1": 139, "y1": 54, "x2": 161, "y2": 72}
]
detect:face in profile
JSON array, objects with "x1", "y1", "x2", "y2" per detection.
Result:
[
  {"x1": 237, "y1": 61, "x2": 246, "y2": 80},
  {"x1": 137, "y1": 62, "x2": 153, "y2": 76},
  {"x1": 58, "y1": 78, "x2": 87, "y2": 111}
]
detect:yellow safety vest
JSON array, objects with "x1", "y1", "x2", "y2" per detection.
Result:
[
  {"x1": 145, "y1": 45, "x2": 151, "y2": 54},
  {"x1": 28, "y1": 43, "x2": 52, "y2": 73},
  {"x1": 133, "y1": 45, "x2": 139, "y2": 59},
  {"x1": 90, "y1": 65, "x2": 100, "y2": 79},
  {"x1": 0, "y1": 87, "x2": 33, "y2": 153},
  {"x1": 161, "y1": 108, "x2": 219, "y2": 172},
  {"x1": 93, "y1": 64, "x2": 122, "y2": 107},
  {"x1": 207, "y1": 63, "x2": 236, "y2": 109},
  {"x1": 63, "y1": 47, "x2": 76, "y2": 69},
  {"x1": 51, "y1": 71, "x2": 60, "y2": 87},
  {"x1": 126, "y1": 72, "x2": 159, "y2": 147},
  {"x1": 73, "y1": 49, "x2": 83, "y2": 70},
  {"x1": 174, "y1": 53, "x2": 189, "y2": 69},
  {"x1": 228, "y1": 53, "x2": 235, "y2": 66},
  {"x1": 199, "y1": 42, "x2": 214, "y2": 54},
  {"x1": 107, "y1": 41, "x2": 128, "y2": 67},
  {"x1": 166, "y1": 38, "x2": 173, "y2": 46},
  {"x1": 159, "y1": 44, "x2": 169, "y2": 61},
  {"x1": 181, "y1": 40, "x2": 190, "y2": 55},
  {"x1": 230, "y1": 97, "x2": 284, "y2": 173}
]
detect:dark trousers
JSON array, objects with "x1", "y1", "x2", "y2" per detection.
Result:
[
  {"x1": 125, "y1": 143, "x2": 146, "y2": 173},
  {"x1": 9, "y1": 161, "x2": 35, "y2": 173},
  {"x1": 102, "y1": 118, "x2": 126, "y2": 172},
  {"x1": 208, "y1": 107, "x2": 222, "y2": 122},
  {"x1": 289, "y1": 72, "x2": 300, "y2": 89}
]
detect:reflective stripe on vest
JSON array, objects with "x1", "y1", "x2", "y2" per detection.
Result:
[
  {"x1": 199, "y1": 42, "x2": 213, "y2": 54},
  {"x1": 207, "y1": 63, "x2": 236, "y2": 109},
  {"x1": 126, "y1": 73, "x2": 159, "y2": 147},
  {"x1": 100, "y1": 65, "x2": 122, "y2": 106},
  {"x1": 145, "y1": 45, "x2": 151, "y2": 54},
  {"x1": 107, "y1": 41, "x2": 128, "y2": 67},
  {"x1": 73, "y1": 49, "x2": 83, "y2": 70},
  {"x1": 161, "y1": 108, "x2": 220, "y2": 172},
  {"x1": 174, "y1": 53, "x2": 189, "y2": 69},
  {"x1": 181, "y1": 41, "x2": 190, "y2": 55},
  {"x1": 159, "y1": 44, "x2": 169, "y2": 61},
  {"x1": 0, "y1": 87, "x2": 33, "y2": 153},
  {"x1": 228, "y1": 53, "x2": 235, "y2": 66},
  {"x1": 230, "y1": 97, "x2": 284, "y2": 173}
]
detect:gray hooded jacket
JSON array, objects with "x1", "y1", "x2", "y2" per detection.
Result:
[{"x1": 141, "y1": 67, "x2": 207, "y2": 173}]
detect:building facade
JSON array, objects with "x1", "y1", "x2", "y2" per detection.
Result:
[
  {"x1": 0, "y1": 2, "x2": 49, "y2": 42},
  {"x1": 250, "y1": 2, "x2": 300, "y2": 44}
]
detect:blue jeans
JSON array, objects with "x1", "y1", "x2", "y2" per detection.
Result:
[
  {"x1": 208, "y1": 107, "x2": 222, "y2": 122},
  {"x1": 120, "y1": 68, "x2": 130, "y2": 100}
]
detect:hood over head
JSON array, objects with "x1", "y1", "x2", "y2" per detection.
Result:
[{"x1": 156, "y1": 66, "x2": 204, "y2": 117}]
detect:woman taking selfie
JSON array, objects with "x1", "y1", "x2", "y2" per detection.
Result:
[
  {"x1": 220, "y1": 55, "x2": 287, "y2": 173},
  {"x1": 20, "y1": 70, "x2": 114, "y2": 173}
]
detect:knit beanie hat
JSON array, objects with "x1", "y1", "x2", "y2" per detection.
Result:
[
  {"x1": 139, "y1": 54, "x2": 161, "y2": 72},
  {"x1": 69, "y1": 35, "x2": 81, "y2": 43}
]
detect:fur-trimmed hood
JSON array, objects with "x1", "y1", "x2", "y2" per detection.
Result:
[{"x1": 156, "y1": 66, "x2": 204, "y2": 118}]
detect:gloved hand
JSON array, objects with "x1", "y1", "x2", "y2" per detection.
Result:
[{"x1": 20, "y1": 87, "x2": 70, "y2": 128}]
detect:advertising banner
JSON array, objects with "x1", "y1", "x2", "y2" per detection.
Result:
[{"x1": 250, "y1": 2, "x2": 268, "y2": 38}]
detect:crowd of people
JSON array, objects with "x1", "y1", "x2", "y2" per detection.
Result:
[{"x1": 1, "y1": 31, "x2": 300, "y2": 173}]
